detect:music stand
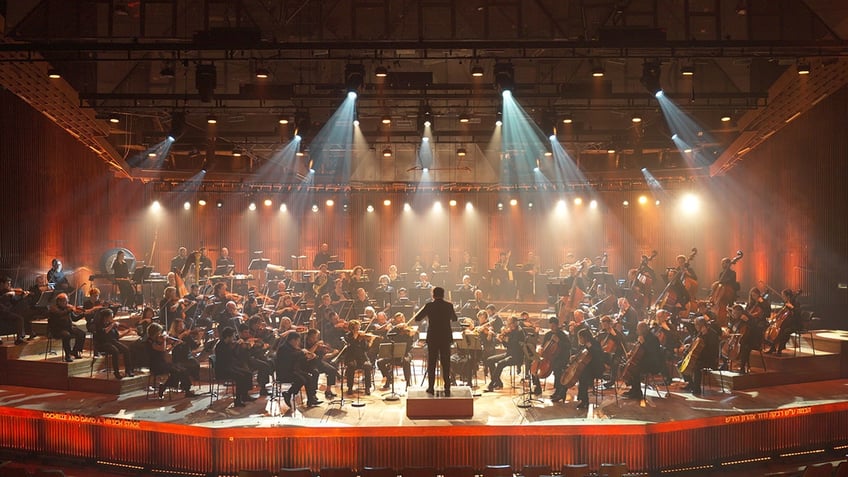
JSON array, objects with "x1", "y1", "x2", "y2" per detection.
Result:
[
  {"x1": 328, "y1": 261, "x2": 345, "y2": 271},
  {"x1": 35, "y1": 290, "x2": 55, "y2": 308},
  {"x1": 131, "y1": 266, "x2": 153, "y2": 284},
  {"x1": 410, "y1": 288, "x2": 432, "y2": 306},
  {"x1": 455, "y1": 332, "x2": 482, "y2": 396},
  {"x1": 373, "y1": 291, "x2": 392, "y2": 309},
  {"x1": 214, "y1": 264, "x2": 234, "y2": 276},
  {"x1": 293, "y1": 308, "x2": 312, "y2": 327},
  {"x1": 248, "y1": 259, "x2": 270, "y2": 272},
  {"x1": 388, "y1": 304, "x2": 414, "y2": 320},
  {"x1": 336, "y1": 300, "x2": 354, "y2": 321},
  {"x1": 378, "y1": 342, "x2": 408, "y2": 401}
]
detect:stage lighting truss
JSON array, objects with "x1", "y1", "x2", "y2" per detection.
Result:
[
  {"x1": 641, "y1": 60, "x2": 662, "y2": 96},
  {"x1": 345, "y1": 63, "x2": 366, "y2": 94},
  {"x1": 493, "y1": 62, "x2": 515, "y2": 94}
]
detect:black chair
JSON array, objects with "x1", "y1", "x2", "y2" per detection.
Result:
[
  {"x1": 360, "y1": 467, "x2": 396, "y2": 477},
  {"x1": 483, "y1": 464, "x2": 513, "y2": 477},
  {"x1": 520, "y1": 464, "x2": 551, "y2": 477},
  {"x1": 318, "y1": 467, "x2": 356, "y2": 477},
  {"x1": 279, "y1": 468, "x2": 312, "y2": 477},
  {"x1": 399, "y1": 466, "x2": 437, "y2": 477},
  {"x1": 208, "y1": 355, "x2": 235, "y2": 405},
  {"x1": 441, "y1": 466, "x2": 475, "y2": 477},
  {"x1": 561, "y1": 464, "x2": 590, "y2": 477}
]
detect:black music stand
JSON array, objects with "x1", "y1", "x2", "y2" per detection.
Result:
[
  {"x1": 327, "y1": 260, "x2": 345, "y2": 271},
  {"x1": 388, "y1": 304, "x2": 415, "y2": 320},
  {"x1": 293, "y1": 308, "x2": 312, "y2": 327},
  {"x1": 131, "y1": 266, "x2": 153, "y2": 306},
  {"x1": 35, "y1": 290, "x2": 55, "y2": 308},
  {"x1": 336, "y1": 300, "x2": 354, "y2": 321},
  {"x1": 214, "y1": 264, "x2": 234, "y2": 276},
  {"x1": 248, "y1": 259, "x2": 270, "y2": 272},
  {"x1": 516, "y1": 340, "x2": 543, "y2": 409},
  {"x1": 410, "y1": 288, "x2": 432, "y2": 306},
  {"x1": 455, "y1": 332, "x2": 482, "y2": 396},
  {"x1": 373, "y1": 291, "x2": 393, "y2": 309},
  {"x1": 378, "y1": 342, "x2": 408, "y2": 401}
]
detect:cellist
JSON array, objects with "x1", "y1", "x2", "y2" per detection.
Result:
[
  {"x1": 530, "y1": 316, "x2": 571, "y2": 401},
  {"x1": 766, "y1": 289, "x2": 800, "y2": 355},
  {"x1": 622, "y1": 322, "x2": 664, "y2": 400}
]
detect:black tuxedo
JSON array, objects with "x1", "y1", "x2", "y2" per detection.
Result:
[{"x1": 413, "y1": 297, "x2": 458, "y2": 393}]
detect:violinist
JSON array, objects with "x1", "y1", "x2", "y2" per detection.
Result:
[
  {"x1": 159, "y1": 286, "x2": 188, "y2": 330},
  {"x1": 147, "y1": 322, "x2": 195, "y2": 399},
  {"x1": 484, "y1": 304, "x2": 504, "y2": 333},
  {"x1": 275, "y1": 331, "x2": 323, "y2": 408},
  {"x1": 377, "y1": 313, "x2": 415, "y2": 391},
  {"x1": 82, "y1": 287, "x2": 114, "y2": 331},
  {"x1": 236, "y1": 324, "x2": 273, "y2": 397},
  {"x1": 323, "y1": 311, "x2": 347, "y2": 349},
  {"x1": 342, "y1": 319, "x2": 373, "y2": 395},
  {"x1": 767, "y1": 289, "x2": 800, "y2": 355},
  {"x1": 111, "y1": 250, "x2": 135, "y2": 308},
  {"x1": 416, "y1": 272, "x2": 434, "y2": 290},
  {"x1": 47, "y1": 293, "x2": 86, "y2": 361},
  {"x1": 303, "y1": 328, "x2": 340, "y2": 400},
  {"x1": 616, "y1": 297, "x2": 639, "y2": 341},
  {"x1": 457, "y1": 275, "x2": 476, "y2": 293},
  {"x1": 314, "y1": 294, "x2": 334, "y2": 336},
  {"x1": 214, "y1": 327, "x2": 254, "y2": 407},
  {"x1": 574, "y1": 328, "x2": 605, "y2": 410},
  {"x1": 485, "y1": 316, "x2": 524, "y2": 392},
  {"x1": 215, "y1": 301, "x2": 244, "y2": 330},
  {"x1": 273, "y1": 294, "x2": 299, "y2": 322},
  {"x1": 168, "y1": 318, "x2": 201, "y2": 382},
  {"x1": 242, "y1": 293, "x2": 261, "y2": 318},
  {"x1": 623, "y1": 322, "x2": 664, "y2": 400},
  {"x1": 134, "y1": 306, "x2": 156, "y2": 342},
  {"x1": 349, "y1": 265, "x2": 367, "y2": 291},
  {"x1": 597, "y1": 315, "x2": 625, "y2": 364},
  {"x1": 682, "y1": 316, "x2": 718, "y2": 396},
  {"x1": 93, "y1": 309, "x2": 134, "y2": 379},
  {"x1": 330, "y1": 277, "x2": 348, "y2": 304},
  {"x1": 0, "y1": 276, "x2": 29, "y2": 344},
  {"x1": 532, "y1": 317, "x2": 571, "y2": 402}
]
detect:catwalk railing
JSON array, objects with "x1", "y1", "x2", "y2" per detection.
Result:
[{"x1": 0, "y1": 403, "x2": 847, "y2": 475}]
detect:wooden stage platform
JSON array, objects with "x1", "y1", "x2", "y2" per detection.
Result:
[{"x1": 0, "y1": 330, "x2": 846, "y2": 476}]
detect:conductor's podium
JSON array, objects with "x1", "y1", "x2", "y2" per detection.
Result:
[{"x1": 406, "y1": 386, "x2": 474, "y2": 419}]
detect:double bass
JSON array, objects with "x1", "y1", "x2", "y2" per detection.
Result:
[
  {"x1": 709, "y1": 250, "x2": 743, "y2": 326},
  {"x1": 557, "y1": 260, "x2": 587, "y2": 321},
  {"x1": 620, "y1": 341, "x2": 644, "y2": 383},
  {"x1": 655, "y1": 248, "x2": 698, "y2": 311}
]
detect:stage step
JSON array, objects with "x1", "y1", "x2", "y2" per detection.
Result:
[{"x1": 706, "y1": 352, "x2": 842, "y2": 391}]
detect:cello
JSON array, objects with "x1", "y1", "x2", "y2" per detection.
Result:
[
  {"x1": 620, "y1": 340, "x2": 644, "y2": 383},
  {"x1": 763, "y1": 289, "x2": 800, "y2": 346},
  {"x1": 530, "y1": 332, "x2": 561, "y2": 379},
  {"x1": 678, "y1": 336, "x2": 704, "y2": 376},
  {"x1": 560, "y1": 348, "x2": 592, "y2": 388},
  {"x1": 709, "y1": 250, "x2": 743, "y2": 327}
]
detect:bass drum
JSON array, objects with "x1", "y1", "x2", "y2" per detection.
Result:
[{"x1": 99, "y1": 248, "x2": 137, "y2": 274}]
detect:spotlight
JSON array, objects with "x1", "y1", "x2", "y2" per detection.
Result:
[
  {"x1": 497, "y1": 202, "x2": 504, "y2": 210},
  {"x1": 681, "y1": 65, "x2": 695, "y2": 76},
  {"x1": 382, "y1": 147, "x2": 393, "y2": 157},
  {"x1": 232, "y1": 146, "x2": 242, "y2": 157},
  {"x1": 278, "y1": 115, "x2": 290, "y2": 125},
  {"x1": 422, "y1": 137, "x2": 429, "y2": 142},
  {"x1": 198, "y1": 199, "x2": 207, "y2": 206},
  {"x1": 383, "y1": 199, "x2": 391, "y2": 206},
  {"x1": 159, "y1": 64, "x2": 175, "y2": 78},
  {"x1": 47, "y1": 69, "x2": 61, "y2": 79},
  {"x1": 671, "y1": 133, "x2": 679, "y2": 140},
  {"x1": 638, "y1": 195, "x2": 648, "y2": 205},
  {"x1": 655, "y1": 200, "x2": 661, "y2": 206},
  {"x1": 544, "y1": 151, "x2": 552, "y2": 157},
  {"x1": 589, "y1": 200, "x2": 598, "y2": 209},
  {"x1": 591, "y1": 65, "x2": 605, "y2": 77},
  {"x1": 200, "y1": 159, "x2": 209, "y2": 173},
  {"x1": 381, "y1": 115, "x2": 392, "y2": 125},
  {"x1": 347, "y1": 91, "x2": 357, "y2": 100},
  {"x1": 264, "y1": 199, "x2": 272, "y2": 207},
  {"x1": 574, "y1": 197, "x2": 583, "y2": 206},
  {"x1": 366, "y1": 205, "x2": 375, "y2": 212},
  {"x1": 108, "y1": 114, "x2": 120, "y2": 124},
  {"x1": 721, "y1": 114, "x2": 732, "y2": 122},
  {"x1": 640, "y1": 60, "x2": 662, "y2": 96},
  {"x1": 403, "y1": 203, "x2": 411, "y2": 211},
  {"x1": 344, "y1": 63, "x2": 365, "y2": 94},
  {"x1": 797, "y1": 62, "x2": 811, "y2": 75},
  {"x1": 680, "y1": 193, "x2": 700, "y2": 213},
  {"x1": 183, "y1": 201, "x2": 191, "y2": 210},
  {"x1": 493, "y1": 62, "x2": 515, "y2": 93},
  {"x1": 151, "y1": 200, "x2": 161, "y2": 211},
  {"x1": 495, "y1": 111, "x2": 503, "y2": 126},
  {"x1": 353, "y1": 118, "x2": 360, "y2": 127},
  {"x1": 326, "y1": 199, "x2": 335, "y2": 207},
  {"x1": 449, "y1": 199, "x2": 457, "y2": 207},
  {"x1": 166, "y1": 135, "x2": 176, "y2": 143},
  {"x1": 420, "y1": 106, "x2": 433, "y2": 131},
  {"x1": 294, "y1": 111, "x2": 310, "y2": 137},
  {"x1": 458, "y1": 112, "x2": 470, "y2": 123},
  {"x1": 374, "y1": 65, "x2": 388, "y2": 78},
  {"x1": 623, "y1": 200, "x2": 630, "y2": 207},
  {"x1": 216, "y1": 200, "x2": 223, "y2": 208},
  {"x1": 607, "y1": 148, "x2": 616, "y2": 154},
  {"x1": 248, "y1": 202, "x2": 257, "y2": 211},
  {"x1": 422, "y1": 167, "x2": 429, "y2": 173},
  {"x1": 471, "y1": 64, "x2": 484, "y2": 77},
  {"x1": 342, "y1": 202, "x2": 349, "y2": 212},
  {"x1": 195, "y1": 64, "x2": 217, "y2": 102},
  {"x1": 311, "y1": 204, "x2": 319, "y2": 212},
  {"x1": 631, "y1": 114, "x2": 643, "y2": 123},
  {"x1": 509, "y1": 198, "x2": 518, "y2": 207},
  {"x1": 465, "y1": 201, "x2": 473, "y2": 210},
  {"x1": 254, "y1": 66, "x2": 270, "y2": 79},
  {"x1": 562, "y1": 115, "x2": 573, "y2": 124},
  {"x1": 556, "y1": 199, "x2": 566, "y2": 211},
  {"x1": 457, "y1": 148, "x2": 467, "y2": 157},
  {"x1": 206, "y1": 114, "x2": 217, "y2": 124},
  {"x1": 280, "y1": 203, "x2": 287, "y2": 212},
  {"x1": 527, "y1": 202, "x2": 534, "y2": 209},
  {"x1": 148, "y1": 152, "x2": 157, "y2": 158}
]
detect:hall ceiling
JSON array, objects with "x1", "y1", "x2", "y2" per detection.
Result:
[{"x1": 1, "y1": 0, "x2": 848, "y2": 187}]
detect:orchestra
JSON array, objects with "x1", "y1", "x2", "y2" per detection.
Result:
[{"x1": 8, "y1": 241, "x2": 809, "y2": 414}]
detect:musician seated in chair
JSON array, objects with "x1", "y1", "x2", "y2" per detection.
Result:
[
  {"x1": 484, "y1": 316, "x2": 524, "y2": 392},
  {"x1": 0, "y1": 276, "x2": 30, "y2": 344},
  {"x1": 303, "y1": 328, "x2": 340, "y2": 400},
  {"x1": 623, "y1": 322, "x2": 664, "y2": 400},
  {"x1": 236, "y1": 324, "x2": 273, "y2": 396},
  {"x1": 574, "y1": 328, "x2": 605, "y2": 410},
  {"x1": 93, "y1": 309, "x2": 135, "y2": 379},
  {"x1": 342, "y1": 319, "x2": 373, "y2": 395},
  {"x1": 276, "y1": 331, "x2": 323, "y2": 408},
  {"x1": 377, "y1": 313, "x2": 415, "y2": 391},
  {"x1": 766, "y1": 289, "x2": 800, "y2": 356},
  {"x1": 47, "y1": 293, "x2": 86, "y2": 361},
  {"x1": 214, "y1": 327, "x2": 254, "y2": 407},
  {"x1": 681, "y1": 316, "x2": 719, "y2": 396},
  {"x1": 532, "y1": 316, "x2": 571, "y2": 402}
]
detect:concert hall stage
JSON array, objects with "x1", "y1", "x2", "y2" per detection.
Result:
[{"x1": 0, "y1": 333, "x2": 847, "y2": 476}]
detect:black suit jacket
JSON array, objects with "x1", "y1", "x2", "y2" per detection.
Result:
[{"x1": 413, "y1": 298, "x2": 458, "y2": 345}]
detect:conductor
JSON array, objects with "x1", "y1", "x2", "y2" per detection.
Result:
[{"x1": 413, "y1": 286, "x2": 458, "y2": 396}]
